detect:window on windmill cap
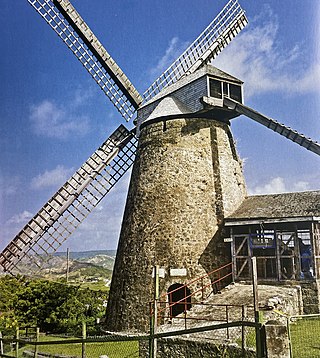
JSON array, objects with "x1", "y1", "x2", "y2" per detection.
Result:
[
  {"x1": 209, "y1": 78, "x2": 222, "y2": 99},
  {"x1": 229, "y1": 83, "x2": 242, "y2": 103},
  {"x1": 209, "y1": 78, "x2": 242, "y2": 103}
]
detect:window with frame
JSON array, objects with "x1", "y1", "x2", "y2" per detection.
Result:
[{"x1": 209, "y1": 78, "x2": 242, "y2": 103}]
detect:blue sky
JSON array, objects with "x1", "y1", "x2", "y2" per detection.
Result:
[{"x1": 0, "y1": 0, "x2": 319, "y2": 252}]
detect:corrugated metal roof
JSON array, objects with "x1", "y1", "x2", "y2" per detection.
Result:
[{"x1": 226, "y1": 190, "x2": 320, "y2": 222}]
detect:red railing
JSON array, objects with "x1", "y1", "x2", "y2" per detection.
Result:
[{"x1": 150, "y1": 262, "x2": 236, "y2": 329}]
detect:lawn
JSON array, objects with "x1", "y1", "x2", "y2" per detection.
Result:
[
  {"x1": 17, "y1": 335, "x2": 140, "y2": 358},
  {"x1": 290, "y1": 317, "x2": 320, "y2": 357}
]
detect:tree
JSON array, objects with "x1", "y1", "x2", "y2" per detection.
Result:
[
  {"x1": 0, "y1": 276, "x2": 108, "y2": 334},
  {"x1": 0, "y1": 275, "x2": 24, "y2": 334}
]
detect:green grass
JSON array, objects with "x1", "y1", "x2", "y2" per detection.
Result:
[
  {"x1": 290, "y1": 317, "x2": 320, "y2": 357},
  {"x1": 18, "y1": 335, "x2": 139, "y2": 358}
]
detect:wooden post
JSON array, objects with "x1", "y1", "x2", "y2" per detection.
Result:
[
  {"x1": 311, "y1": 222, "x2": 319, "y2": 278},
  {"x1": 248, "y1": 229, "x2": 253, "y2": 280},
  {"x1": 252, "y1": 257, "x2": 259, "y2": 321},
  {"x1": 241, "y1": 305, "x2": 247, "y2": 353},
  {"x1": 230, "y1": 228, "x2": 236, "y2": 282},
  {"x1": 149, "y1": 265, "x2": 159, "y2": 358},
  {"x1": 201, "y1": 277, "x2": 204, "y2": 302},
  {"x1": 252, "y1": 257, "x2": 265, "y2": 358},
  {"x1": 226, "y1": 305, "x2": 229, "y2": 339},
  {"x1": 294, "y1": 224, "x2": 304, "y2": 281},
  {"x1": 82, "y1": 321, "x2": 86, "y2": 358},
  {"x1": 15, "y1": 327, "x2": 19, "y2": 358},
  {"x1": 184, "y1": 286, "x2": 187, "y2": 330},
  {"x1": 0, "y1": 331, "x2": 3, "y2": 356},
  {"x1": 34, "y1": 327, "x2": 40, "y2": 358},
  {"x1": 66, "y1": 248, "x2": 70, "y2": 283},
  {"x1": 275, "y1": 230, "x2": 282, "y2": 281}
]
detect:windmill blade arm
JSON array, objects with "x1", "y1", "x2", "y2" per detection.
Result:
[
  {"x1": 28, "y1": 0, "x2": 142, "y2": 121},
  {"x1": 224, "y1": 97, "x2": 320, "y2": 156},
  {"x1": 0, "y1": 125, "x2": 137, "y2": 274},
  {"x1": 53, "y1": 0, "x2": 142, "y2": 109},
  {"x1": 143, "y1": 0, "x2": 248, "y2": 103}
]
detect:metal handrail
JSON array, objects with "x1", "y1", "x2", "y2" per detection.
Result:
[{"x1": 159, "y1": 262, "x2": 232, "y2": 301}]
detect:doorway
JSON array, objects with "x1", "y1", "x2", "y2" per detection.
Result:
[{"x1": 167, "y1": 283, "x2": 192, "y2": 318}]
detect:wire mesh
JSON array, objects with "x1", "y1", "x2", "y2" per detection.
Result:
[
  {"x1": 0, "y1": 334, "x2": 145, "y2": 358},
  {"x1": 85, "y1": 341, "x2": 140, "y2": 358},
  {"x1": 289, "y1": 315, "x2": 320, "y2": 358},
  {"x1": 0, "y1": 324, "x2": 258, "y2": 358},
  {"x1": 0, "y1": 126, "x2": 137, "y2": 275},
  {"x1": 149, "y1": 323, "x2": 257, "y2": 357},
  {"x1": 143, "y1": 0, "x2": 248, "y2": 103},
  {"x1": 27, "y1": 0, "x2": 140, "y2": 121}
]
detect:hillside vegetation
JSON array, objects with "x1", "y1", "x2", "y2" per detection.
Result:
[
  {"x1": 0, "y1": 251, "x2": 116, "y2": 335},
  {"x1": 5, "y1": 250, "x2": 116, "y2": 291},
  {"x1": 0, "y1": 275, "x2": 108, "y2": 336}
]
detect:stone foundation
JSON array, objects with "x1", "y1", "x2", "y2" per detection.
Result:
[
  {"x1": 139, "y1": 338, "x2": 255, "y2": 358},
  {"x1": 300, "y1": 281, "x2": 320, "y2": 314}
]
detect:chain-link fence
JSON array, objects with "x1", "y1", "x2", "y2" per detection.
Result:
[
  {"x1": 289, "y1": 314, "x2": 320, "y2": 358},
  {"x1": 149, "y1": 321, "x2": 259, "y2": 358},
  {"x1": 0, "y1": 321, "x2": 263, "y2": 358},
  {"x1": 0, "y1": 334, "x2": 144, "y2": 358}
]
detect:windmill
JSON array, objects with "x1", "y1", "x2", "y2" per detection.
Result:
[
  {"x1": 1, "y1": 0, "x2": 319, "y2": 332},
  {"x1": 0, "y1": 0, "x2": 249, "y2": 274}
]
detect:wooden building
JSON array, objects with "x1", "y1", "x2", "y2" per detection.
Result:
[{"x1": 225, "y1": 191, "x2": 320, "y2": 282}]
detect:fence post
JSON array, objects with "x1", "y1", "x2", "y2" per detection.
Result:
[
  {"x1": 15, "y1": 327, "x2": 19, "y2": 358},
  {"x1": 241, "y1": 305, "x2": 247, "y2": 353},
  {"x1": 34, "y1": 327, "x2": 40, "y2": 358},
  {"x1": 82, "y1": 321, "x2": 86, "y2": 358},
  {"x1": 201, "y1": 277, "x2": 204, "y2": 302},
  {"x1": 252, "y1": 257, "x2": 261, "y2": 357},
  {"x1": 251, "y1": 257, "x2": 267, "y2": 358},
  {"x1": 149, "y1": 265, "x2": 160, "y2": 358},
  {"x1": 287, "y1": 317, "x2": 293, "y2": 358},
  {"x1": 0, "y1": 331, "x2": 3, "y2": 356},
  {"x1": 149, "y1": 301, "x2": 154, "y2": 358},
  {"x1": 184, "y1": 286, "x2": 187, "y2": 330}
]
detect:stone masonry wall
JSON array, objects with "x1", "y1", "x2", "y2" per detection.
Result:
[
  {"x1": 105, "y1": 116, "x2": 246, "y2": 332},
  {"x1": 139, "y1": 338, "x2": 255, "y2": 357},
  {"x1": 300, "y1": 281, "x2": 320, "y2": 314}
]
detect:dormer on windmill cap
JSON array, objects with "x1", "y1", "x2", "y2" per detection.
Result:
[
  {"x1": 142, "y1": 64, "x2": 243, "y2": 108},
  {"x1": 137, "y1": 64, "x2": 243, "y2": 126}
]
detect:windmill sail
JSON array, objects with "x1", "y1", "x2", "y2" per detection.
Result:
[
  {"x1": 28, "y1": 0, "x2": 142, "y2": 121},
  {"x1": 143, "y1": 0, "x2": 248, "y2": 103},
  {"x1": 0, "y1": 125, "x2": 137, "y2": 274},
  {"x1": 224, "y1": 97, "x2": 320, "y2": 156}
]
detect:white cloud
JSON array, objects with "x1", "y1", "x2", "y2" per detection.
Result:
[
  {"x1": 212, "y1": 6, "x2": 320, "y2": 98},
  {"x1": 149, "y1": 37, "x2": 190, "y2": 80},
  {"x1": 293, "y1": 181, "x2": 310, "y2": 192},
  {"x1": 30, "y1": 100, "x2": 90, "y2": 139},
  {"x1": 71, "y1": 86, "x2": 95, "y2": 108},
  {"x1": 249, "y1": 176, "x2": 310, "y2": 195},
  {"x1": 7, "y1": 210, "x2": 33, "y2": 225},
  {"x1": 31, "y1": 165, "x2": 75, "y2": 190},
  {"x1": 249, "y1": 177, "x2": 286, "y2": 195},
  {"x1": 0, "y1": 175, "x2": 20, "y2": 196}
]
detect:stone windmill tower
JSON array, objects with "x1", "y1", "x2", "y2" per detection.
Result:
[
  {"x1": 106, "y1": 66, "x2": 247, "y2": 331},
  {"x1": 1, "y1": 0, "x2": 319, "y2": 333}
]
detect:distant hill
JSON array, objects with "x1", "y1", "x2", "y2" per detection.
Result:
[
  {"x1": 53, "y1": 250, "x2": 116, "y2": 271},
  {"x1": 53, "y1": 249, "x2": 117, "y2": 260},
  {"x1": 6, "y1": 250, "x2": 117, "y2": 289}
]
